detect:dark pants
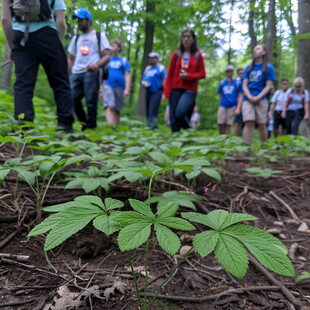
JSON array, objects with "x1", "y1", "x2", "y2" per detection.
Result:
[
  {"x1": 70, "y1": 71, "x2": 100, "y2": 128},
  {"x1": 145, "y1": 89, "x2": 162, "y2": 129},
  {"x1": 285, "y1": 108, "x2": 304, "y2": 135},
  {"x1": 12, "y1": 27, "x2": 74, "y2": 127},
  {"x1": 169, "y1": 89, "x2": 196, "y2": 132},
  {"x1": 273, "y1": 110, "x2": 286, "y2": 129}
]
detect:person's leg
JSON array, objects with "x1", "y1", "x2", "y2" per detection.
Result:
[
  {"x1": 273, "y1": 111, "x2": 280, "y2": 137},
  {"x1": 225, "y1": 125, "x2": 232, "y2": 135},
  {"x1": 217, "y1": 107, "x2": 226, "y2": 134},
  {"x1": 103, "y1": 84, "x2": 116, "y2": 125},
  {"x1": 256, "y1": 99, "x2": 268, "y2": 142},
  {"x1": 285, "y1": 110, "x2": 294, "y2": 135},
  {"x1": 225, "y1": 106, "x2": 235, "y2": 135},
  {"x1": 38, "y1": 28, "x2": 74, "y2": 128},
  {"x1": 83, "y1": 71, "x2": 100, "y2": 128},
  {"x1": 147, "y1": 90, "x2": 162, "y2": 129},
  {"x1": 12, "y1": 30, "x2": 40, "y2": 122},
  {"x1": 70, "y1": 74, "x2": 86, "y2": 125},
  {"x1": 243, "y1": 121, "x2": 255, "y2": 145},
  {"x1": 113, "y1": 87, "x2": 125, "y2": 126},
  {"x1": 279, "y1": 115, "x2": 286, "y2": 136},
  {"x1": 169, "y1": 89, "x2": 183, "y2": 132},
  {"x1": 292, "y1": 108, "x2": 304, "y2": 135},
  {"x1": 175, "y1": 91, "x2": 196, "y2": 129},
  {"x1": 258, "y1": 124, "x2": 268, "y2": 142},
  {"x1": 234, "y1": 123, "x2": 242, "y2": 136}
]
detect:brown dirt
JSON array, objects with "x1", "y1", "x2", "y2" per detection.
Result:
[{"x1": 0, "y1": 148, "x2": 310, "y2": 310}]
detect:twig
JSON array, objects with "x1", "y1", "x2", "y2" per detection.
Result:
[
  {"x1": 44, "y1": 251, "x2": 58, "y2": 274},
  {"x1": 269, "y1": 191, "x2": 300, "y2": 222},
  {"x1": 0, "y1": 227, "x2": 24, "y2": 249},
  {"x1": 248, "y1": 254, "x2": 302, "y2": 309},
  {"x1": 157, "y1": 179, "x2": 191, "y2": 191},
  {"x1": 0, "y1": 253, "x2": 29, "y2": 263},
  {"x1": 0, "y1": 298, "x2": 39, "y2": 307},
  {"x1": 234, "y1": 186, "x2": 248, "y2": 202}
]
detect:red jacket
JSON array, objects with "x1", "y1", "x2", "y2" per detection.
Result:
[{"x1": 164, "y1": 50, "x2": 206, "y2": 98}]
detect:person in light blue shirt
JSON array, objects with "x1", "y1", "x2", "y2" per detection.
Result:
[
  {"x1": 281, "y1": 77, "x2": 309, "y2": 135},
  {"x1": 1, "y1": 0, "x2": 74, "y2": 132},
  {"x1": 217, "y1": 65, "x2": 243, "y2": 135},
  {"x1": 103, "y1": 39, "x2": 131, "y2": 126},
  {"x1": 141, "y1": 52, "x2": 167, "y2": 129},
  {"x1": 237, "y1": 44, "x2": 276, "y2": 145}
]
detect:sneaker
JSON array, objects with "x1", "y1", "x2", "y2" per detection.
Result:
[{"x1": 56, "y1": 124, "x2": 74, "y2": 133}]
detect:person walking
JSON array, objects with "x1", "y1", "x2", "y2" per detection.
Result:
[
  {"x1": 141, "y1": 52, "x2": 166, "y2": 129},
  {"x1": 103, "y1": 39, "x2": 131, "y2": 127},
  {"x1": 164, "y1": 29, "x2": 206, "y2": 132},
  {"x1": 236, "y1": 44, "x2": 276, "y2": 145},
  {"x1": 1, "y1": 0, "x2": 74, "y2": 132},
  {"x1": 217, "y1": 65, "x2": 243, "y2": 135},
  {"x1": 67, "y1": 8, "x2": 110, "y2": 130},
  {"x1": 281, "y1": 77, "x2": 309, "y2": 135},
  {"x1": 234, "y1": 68, "x2": 244, "y2": 136},
  {"x1": 269, "y1": 79, "x2": 289, "y2": 137}
]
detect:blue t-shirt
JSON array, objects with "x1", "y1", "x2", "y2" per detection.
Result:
[
  {"x1": 217, "y1": 78, "x2": 242, "y2": 108},
  {"x1": 243, "y1": 63, "x2": 276, "y2": 100},
  {"x1": 285, "y1": 88, "x2": 309, "y2": 111},
  {"x1": 106, "y1": 56, "x2": 130, "y2": 89},
  {"x1": 142, "y1": 65, "x2": 167, "y2": 93},
  {"x1": 12, "y1": 0, "x2": 66, "y2": 33}
]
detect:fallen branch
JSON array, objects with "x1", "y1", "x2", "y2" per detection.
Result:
[
  {"x1": 0, "y1": 298, "x2": 39, "y2": 307},
  {"x1": 269, "y1": 191, "x2": 300, "y2": 222},
  {"x1": 0, "y1": 253, "x2": 29, "y2": 263},
  {"x1": 0, "y1": 227, "x2": 25, "y2": 249}
]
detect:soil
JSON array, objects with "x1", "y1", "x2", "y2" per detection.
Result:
[{"x1": 0, "y1": 144, "x2": 310, "y2": 310}]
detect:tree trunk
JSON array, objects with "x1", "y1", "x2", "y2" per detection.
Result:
[
  {"x1": 298, "y1": 0, "x2": 310, "y2": 91},
  {"x1": 248, "y1": 0, "x2": 257, "y2": 50},
  {"x1": 227, "y1": 0, "x2": 235, "y2": 64},
  {"x1": 265, "y1": 0, "x2": 276, "y2": 64},
  {"x1": 0, "y1": 43, "x2": 12, "y2": 89},
  {"x1": 136, "y1": 0, "x2": 155, "y2": 117},
  {"x1": 284, "y1": 1, "x2": 296, "y2": 37}
]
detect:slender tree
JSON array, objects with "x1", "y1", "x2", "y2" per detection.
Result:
[{"x1": 248, "y1": 0, "x2": 257, "y2": 50}]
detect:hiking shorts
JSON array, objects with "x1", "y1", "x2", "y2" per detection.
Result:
[
  {"x1": 217, "y1": 106, "x2": 236, "y2": 125},
  {"x1": 273, "y1": 110, "x2": 286, "y2": 129},
  {"x1": 242, "y1": 99, "x2": 268, "y2": 124},
  {"x1": 103, "y1": 84, "x2": 124, "y2": 112}
]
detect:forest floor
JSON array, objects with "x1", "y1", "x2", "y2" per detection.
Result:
[{"x1": 0, "y1": 143, "x2": 310, "y2": 310}]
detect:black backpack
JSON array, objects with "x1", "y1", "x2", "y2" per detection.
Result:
[
  {"x1": 75, "y1": 31, "x2": 109, "y2": 81},
  {"x1": 10, "y1": 0, "x2": 55, "y2": 46}
]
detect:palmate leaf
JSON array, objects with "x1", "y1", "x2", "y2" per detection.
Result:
[
  {"x1": 65, "y1": 178, "x2": 84, "y2": 189},
  {"x1": 113, "y1": 211, "x2": 147, "y2": 225},
  {"x1": 118, "y1": 222, "x2": 152, "y2": 251},
  {"x1": 220, "y1": 213, "x2": 258, "y2": 230},
  {"x1": 214, "y1": 234, "x2": 249, "y2": 280},
  {"x1": 155, "y1": 224, "x2": 180, "y2": 255},
  {"x1": 202, "y1": 168, "x2": 222, "y2": 181},
  {"x1": 156, "y1": 202, "x2": 179, "y2": 218},
  {"x1": 82, "y1": 178, "x2": 101, "y2": 193},
  {"x1": 104, "y1": 197, "x2": 124, "y2": 211},
  {"x1": 181, "y1": 212, "x2": 217, "y2": 230},
  {"x1": 129, "y1": 199, "x2": 154, "y2": 219},
  {"x1": 193, "y1": 230, "x2": 219, "y2": 258},
  {"x1": 223, "y1": 225, "x2": 295, "y2": 277},
  {"x1": 158, "y1": 217, "x2": 195, "y2": 231},
  {"x1": 148, "y1": 151, "x2": 173, "y2": 166},
  {"x1": 93, "y1": 213, "x2": 122, "y2": 235}
]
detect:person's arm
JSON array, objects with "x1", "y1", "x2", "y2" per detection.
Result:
[
  {"x1": 281, "y1": 100, "x2": 289, "y2": 119},
  {"x1": 87, "y1": 49, "x2": 111, "y2": 72},
  {"x1": 55, "y1": 10, "x2": 66, "y2": 41},
  {"x1": 124, "y1": 70, "x2": 131, "y2": 97},
  {"x1": 235, "y1": 92, "x2": 243, "y2": 115},
  {"x1": 161, "y1": 78, "x2": 166, "y2": 100},
  {"x1": 67, "y1": 53, "x2": 75, "y2": 73},
  {"x1": 185, "y1": 52, "x2": 206, "y2": 81},
  {"x1": 251, "y1": 80, "x2": 273, "y2": 102},
  {"x1": 269, "y1": 102, "x2": 276, "y2": 119},
  {"x1": 242, "y1": 78, "x2": 253, "y2": 102},
  {"x1": 218, "y1": 94, "x2": 222, "y2": 102},
  {"x1": 1, "y1": 0, "x2": 13, "y2": 50},
  {"x1": 164, "y1": 51, "x2": 177, "y2": 99},
  {"x1": 304, "y1": 101, "x2": 309, "y2": 119}
]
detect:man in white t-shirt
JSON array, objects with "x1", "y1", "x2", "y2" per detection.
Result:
[
  {"x1": 269, "y1": 79, "x2": 289, "y2": 137},
  {"x1": 68, "y1": 9, "x2": 111, "y2": 129}
]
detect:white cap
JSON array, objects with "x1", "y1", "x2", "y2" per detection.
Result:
[
  {"x1": 148, "y1": 51, "x2": 160, "y2": 59},
  {"x1": 226, "y1": 65, "x2": 234, "y2": 71}
]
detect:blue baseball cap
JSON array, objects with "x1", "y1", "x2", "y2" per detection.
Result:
[{"x1": 72, "y1": 8, "x2": 92, "y2": 21}]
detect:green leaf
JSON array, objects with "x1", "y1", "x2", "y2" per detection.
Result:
[
  {"x1": 99, "y1": 178, "x2": 109, "y2": 192},
  {"x1": 117, "y1": 222, "x2": 151, "y2": 251},
  {"x1": 158, "y1": 217, "x2": 195, "y2": 231},
  {"x1": 202, "y1": 168, "x2": 222, "y2": 181},
  {"x1": 181, "y1": 212, "x2": 218, "y2": 230},
  {"x1": 193, "y1": 230, "x2": 219, "y2": 258},
  {"x1": 104, "y1": 197, "x2": 124, "y2": 211},
  {"x1": 93, "y1": 214, "x2": 122, "y2": 235},
  {"x1": 224, "y1": 225, "x2": 295, "y2": 277},
  {"x1": 220, "y1": 213, "x2": 258, "y2": 230},
  {"x1": 17, "y1": 170, "x2": 36, "y2": 186},
  {"x1": 0, "y1": 169, "x2": 10, "y2": 185},
  {"x1": 44, "y1": 213, "x2": 97, "y2": 251},
  {"x1": 214, "y1": 234, "x2": 249, "y2": 280},
  {"x1": 149, "y1": 151, "x2": 173, "y2": 166},
  {"x1": 113, "y1": 211, "x2": 147, "y2": 225},
  {"x1": 296, "y1": 272, "x2": 310, "y2": 283},
  {"x1": 155, "y1": 224, "x2": 180, "y2": 255},
  {"x1": 75, "y1": 195, "x2": 105, "y2": 209},
  {"x1": 129, "y1": 199, "x2": 154, "y2": 219},
  {"x1": 88, "y1": 166, "x2": 100, "y2": 177},
  {"x1": 82, "y1": 178, "x2": 101, "y2": 193},
  {"x1": 135, "y1": 169, "x2": 153, "y2": 178},
  {"x1": 156, "y1": 202, "x2": 179, "y2": 218},
  {"x1": 124, "y1": 146, "x2": 144, "y2": 155},
  {"x1": 185, "y1": 169, "x2": 201, "y2": 180},
  {"x1": 65, "y1": 178, "x2": 84, "y2": 189},
  {"x1": 174, "y1": 157, "x2": 211, "y2": 166},
  {"x1": 39, "y1": 161, "x2": 55, "y2": 179}
]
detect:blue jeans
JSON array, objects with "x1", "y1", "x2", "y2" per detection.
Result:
[
  {"x1": 169, "y1": 89, "x2": 197, "y2": 132},
  {"x1": 12, "y1": 27, "x2": 74, "y2": 128},
  {"x1": 145, "y1": 89, "x2": 162, "y2": 129},
  {"x1": 70, "y1": 71, "x2": 100, "y2": 128},
  {"x1": 285, "y1": 109, "x2": 304, "y2": 135}
]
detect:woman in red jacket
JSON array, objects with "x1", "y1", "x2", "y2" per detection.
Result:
[{"x1": 164, "y1": 29, "x2": 206, "y2": 132}]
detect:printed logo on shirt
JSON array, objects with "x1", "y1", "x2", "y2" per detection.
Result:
[
  {"x1": 145, "y1": 70, "x2": 157, "y2": 77},
  {"x1": 249, "y1": 71, "x2": 262, "y2": 82},
  {"x1": 110, "y1": 61, "x2": 122, "y2": 69},
  {"x1": 223, "y1": 85, "x2": 235, "y2": 94}
]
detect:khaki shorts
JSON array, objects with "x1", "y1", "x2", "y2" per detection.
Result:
[
  {"x1": 242, "y1": 99, "x2": 268, "y2": 124},
  {"x1": 217, "y1": 106, "x2": 236, "y2": 125}
]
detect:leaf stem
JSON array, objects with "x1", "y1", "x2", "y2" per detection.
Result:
[
  {"x1": 144, "y1": 239, "x2": 149, "y2": 304},
  {"x1": 127, "y1": 250, "x2": 142, "y2": 307},
  {"x1": 41, "y1": 172, "x2": 56, "y2": 205}
]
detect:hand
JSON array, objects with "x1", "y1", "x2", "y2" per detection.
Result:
[
  {"x1": 179, "y1": 70, "x2": 187, "y2": 80},
  {"x1": 268, "y1": 111, "x2": 273, "y2": 120},
  {"x1": 99, "y1": 91, "x2": 103, "y2": 100},
  {"x1": 281, "y1": 111, "x2": 286, "y2": 119},
  {"x1": 161, "y1": 94, "x2": 166, "y2": 101},
  {"x1": 250, "y1": 96, "x2": 259, "y2": 104},
  {"x1": 304, "y1": 113, "x2": 309, "y2": 120},
  {"x1": 86, "y1": 64, "x2": 99, "y2": 72},
  {"x1": 123, "y1": 89, "x2": 130, "y2": 97},
  {"x1": 234, "y1": 108, "x2": 240, "y2": 116}
]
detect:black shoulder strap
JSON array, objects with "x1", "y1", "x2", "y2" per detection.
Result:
[
  {"x1": 74, "y1": 34, "x2": 80, "y2": 55},
  {"x1": 96, "y1": 31, "x2": 101, "y2": 58},
  {"x1": 50, "y1": 0, "x2": 56, "y2": 9}
]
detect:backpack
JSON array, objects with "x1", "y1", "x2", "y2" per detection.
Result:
[
  {"x1": 144, "y1": 64, "x2": 165, "y2": 77},
  {"x1": 287, "y1": 89, "x2": 305, "y2": 107},
  {"x1": 75, "y1": 31, "x2": 109, "y2": 81},
  {"x1": 11, "y1": 0, "x2": 55, "y2": 46},
  {"x1": 175, "y1": 50, "x2": 200, "y2": 63}
]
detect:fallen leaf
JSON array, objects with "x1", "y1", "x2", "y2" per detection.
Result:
[
  {"x1": 298, "y1": 222, "x2": 309, "y2": 232},
  {"x1": 81, "y1": 285, "x2": 101, "y2": 298},
  {"x1": 103, "y1": 281, "x2": 126, "y2": 299}
]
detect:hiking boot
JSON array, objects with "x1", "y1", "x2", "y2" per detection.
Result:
[{"x1": 56, "y1": 124, "x2": 74, "y2": 133}]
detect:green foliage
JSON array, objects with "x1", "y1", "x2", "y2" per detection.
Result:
[
  {"x1": 27, "y1": 196, "x2": 124, "y2": 251},
  {"x1": 182, "y1": 210, "x2": 295, "y2": 280},
  {"x1": 245, "y1": 167, "x2": 284, "y2": 179},
  {"x1": 295, "y1": 271, "x2": 310, "y2": 283}
]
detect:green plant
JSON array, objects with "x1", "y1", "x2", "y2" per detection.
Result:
[
  {"x1": 245, "y1": 167, "x2": 284, "y2": 179},
  {"x1": 296, "y1": 271, "x2": 310, "y2": 283}
]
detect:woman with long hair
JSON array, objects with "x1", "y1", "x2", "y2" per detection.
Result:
[
  {"x1": 164, "y1": 29, "x2": 206, "y2": 132},
  {"x1": 236, "y1": 44, "x2": 276, "y2": 145},
  {"x1": 281, "y1": 77, "x2": 309, "y2": 135}
]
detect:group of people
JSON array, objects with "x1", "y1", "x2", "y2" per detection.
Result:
[
  {"x1": 217, "y1": 44, "x2": 309, "y2": 144},
  {"x1": 1, "y1": 1, "x2": 308, "y2": 142}
]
